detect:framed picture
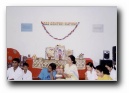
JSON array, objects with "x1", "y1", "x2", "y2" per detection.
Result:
[
  {"x1": 55, "y1": 45, "x2": 65, "y2": 60},
  {"x1": 65, "y1": 49, "x2": 73, "y2": 59},
  {"x1": 45, "y1": 47, "x2": 55, "y2": 59}
]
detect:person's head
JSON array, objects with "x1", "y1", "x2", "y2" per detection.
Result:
[
  {"x1": 67, "y1": 55, "x2": 76, "y2": 64},
  {"x1": 86, "y1": 62, "x2": 95, "y2": 71},
  {"x1": 105, "y1": 62, "x2": 113, "y2": 72},
  {"x1": 96, "y1": 65, "x2": 110, "y2": 77},
  {"x1": 23, "y1": 63, "x2": 29, "y2": 71},
  {"x1": 48, "y1": 63, "x2": 56, "y2": 72},
  {"x1": 12, "y1": 58, "x2": 20, "y2": 68}
]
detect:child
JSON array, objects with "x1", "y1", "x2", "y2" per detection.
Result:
[
  {"x1": 96, "y1": 65, "x2": 112, "y2": 80},
  {"x1": 22, "y1": 63, "x2": 32, "y2": 80},
  {"x1": 85, "y1": 62, "x2": 98, "y2": 80}
]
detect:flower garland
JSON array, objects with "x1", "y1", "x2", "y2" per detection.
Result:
[{"x1": 41, "y1": 21, "x2": 80, "y2": 40}]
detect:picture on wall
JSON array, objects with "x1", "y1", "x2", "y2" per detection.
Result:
[
  {"x1": 45, "y1": 47, "x2": 55, "y2": 60},
  {"x1": 21, "y1": 23, "x2": 33, "y2": 32},
  {"x1": 65, "y1": 49, "x2": 73, "y2": 59},
  {"x1": 55, "y1": 45, "x2": 65, "y2": 60}
]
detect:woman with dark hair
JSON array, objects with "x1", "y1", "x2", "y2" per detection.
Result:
[
  {"x1": 96, "y1": 65, "x2": 112, "y2": 80},
  {"x1": 85, "y1": 62, "x2": 98, "y2": 80},
  {"x1": 63, "y1": 55, "x2": 79, "y2": 80},
  {"x1": 105, "y1": 62, "x2": 116, "y2": 80}
]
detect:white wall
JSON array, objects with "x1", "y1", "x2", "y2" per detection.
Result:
[{"x1": 7, "y1": 6, "x2": 117, "y2": 65}]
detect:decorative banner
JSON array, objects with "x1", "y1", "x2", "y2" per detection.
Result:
[
  {"x1": 42, "y1": 22, "x2": 78, "y2": 26},
  {"x1": 41, "y1": 21, "x2": 80, "y2": 40}
]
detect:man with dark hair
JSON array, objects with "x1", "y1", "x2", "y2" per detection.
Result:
[
  {"x1": 7, "y1": 58, "x2": 22, "y2": 80},
  {"x1": 22, "y1": 63, "x2": 32, "y2": 80},
  {"x1": 38, "y1": 63, "x2": 57, "y2": 80}
]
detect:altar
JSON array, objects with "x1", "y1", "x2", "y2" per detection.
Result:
[
  {"x1": 27, "y1": 58, "x2": 93, "y2": 80},
  {"x1": 32, "y1": 58, "x2": 86, "y2": 70}
]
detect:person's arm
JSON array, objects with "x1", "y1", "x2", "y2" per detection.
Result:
[
  {"x1": 13, "y1": 70, "x2": 23, "y2": 80},
  {"x1": 85, "y1": 72, "x2": 88, "y2": 80},
  {"x1": 70, "y1": 65, "x2": 79, "y2": 80},
  {"x1": 50, "y1": 70, "x2": 57, "y2": 80},
  {"x1": 38, "y1": 69, "x2": 44, "y2": 80},
  {"x1": 94, "y1": 70, "x2": 98, "y2": 80},
  {"x1": 7, "y1": 68, "x2": 17, "y2": 80},
  {"x1": 7, "y1": 68, "x2": 9, "y2": 80},
  {"x1": 111, "y1": 70, "x2": 116, "y2": 80},
  {"x1": 50, "y1": 71, "x2": 54, "y2": 80},
  {"x1": 62, "y1": 64, "x2": 71, "y2": 78},
  {"x1": 26, "y1": 71, "x2": 32, "y2": 80},
  {"x1": 29, "y1": 72, "x2": 32, "y2": 80},
  {"x1": 62, "y1": 73, "x2": 71, "y2": 78}
]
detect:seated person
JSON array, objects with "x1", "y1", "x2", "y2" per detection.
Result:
[
  {"x1": 7, "y1": 58, "x2": 23, "y2": 80},
  {"x1": 22, "y1": 63, "x2": 32, "y2": 80},
  {"x1": 96, "y1": 65, "x2": 112, "y2": 80},
  {"x1": 85, "y1": 62, "x2": 98, "y2": 80},
  {"x1": 63, "y1": 55, "x2": 79, "y2": 80},
  {"x1": 105, "y1": 62, "x2": 116, "y2": 80},
  {"x1": 38, "y1": 63, "x2": 57, "y2": 80}
]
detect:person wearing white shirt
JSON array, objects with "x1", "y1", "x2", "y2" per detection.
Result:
[
  {"x1": 85, "y1": 62, "x2": 98, "y2": 80},
  {"x1": 63, "y1": 55, "x2": 79, "y2": 80},
  {"x1": 7, "y1": 58, "x2": 22, "y2": 80},
  {"x1": 105, "y1": 62, "x2": 116, "y2": 80},
  {"x1": 22, "y1": 63, "x2": 32, "y2": 80}
]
